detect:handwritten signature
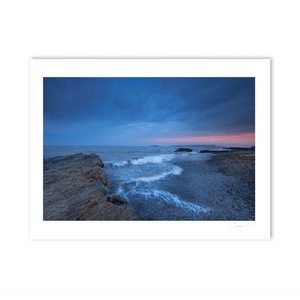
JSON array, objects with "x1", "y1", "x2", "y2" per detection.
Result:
[{"x1": 230, "y1": 224, "x2": 253, "y2": 229}]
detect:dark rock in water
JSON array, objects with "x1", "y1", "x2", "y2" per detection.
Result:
[
  {"x1": 174, "y1": 148, "x2": 193, "y2": 152},
  {"x1": 43, "y1": 153, "x2": 142, "y2": 220},
  {"x1": 107, "y1": 195, "x2": 129, "y2": 205},
  {"x1": 199, "y1": 150, "x2": 230, "y2": 153}
]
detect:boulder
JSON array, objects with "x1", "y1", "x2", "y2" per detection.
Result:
[
  {"x1": 174, "y1": 148, "x2": 193, "y2": 152},
  {"x1": 107, "y1": 195, "x2": 129, "y2": 205}
]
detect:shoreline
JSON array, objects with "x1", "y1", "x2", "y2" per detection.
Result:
[
  {"x1": 171, "y1": 151, "x2": 255, "y2": 220},
  {"x1": 43, "y1": 150, "x2": 255, "y2": 221}
]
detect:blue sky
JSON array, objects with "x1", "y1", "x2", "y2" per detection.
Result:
[{"x1": 43, "y1": 77, "x2": 255, "y2": 146}]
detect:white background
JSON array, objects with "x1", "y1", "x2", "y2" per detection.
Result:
[
  {"x1": 1, "y1": 0, "x2": 299, "y2": 299},
  {"x1": 30, "y1": 59, "x2": 270, "y2": 240}
]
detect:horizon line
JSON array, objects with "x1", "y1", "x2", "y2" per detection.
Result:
[{"x1": 43, "y1": 144, "x2": 254, "y2": 148}]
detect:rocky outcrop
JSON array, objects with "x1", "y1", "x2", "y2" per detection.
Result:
[
  {"x1": 200, "y1": 146, "x2": 255, "y2": 154},
  {"x1": 43, "y1": 153, "x2": 142, "y2": 220},
  {"x1": 174, "y1": 148, "x2": 193, "y2": 152},
  {"x1": 224, "y1": 146, "x2": 254, "y2": 151}
]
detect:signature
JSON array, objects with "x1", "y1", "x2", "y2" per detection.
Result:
[{"x1": 230, "y1": 224, "x2": 253, "y2": 228}]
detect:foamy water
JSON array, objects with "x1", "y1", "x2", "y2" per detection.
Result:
[{"x1": 124, "y1": 165, "x2": 183, "y2": 184}]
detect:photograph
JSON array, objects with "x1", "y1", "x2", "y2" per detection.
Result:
[{"x1": 43, "y1": 77, "x2": 255, "y2": 221}]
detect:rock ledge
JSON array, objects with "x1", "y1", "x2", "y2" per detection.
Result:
[{"x1": 43, "y1": 153, "x2": 142, "y2": 220}]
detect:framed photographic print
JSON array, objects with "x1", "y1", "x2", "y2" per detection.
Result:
[{"x1": 30, "y1": 59, "x2": 270, "y2": 240}]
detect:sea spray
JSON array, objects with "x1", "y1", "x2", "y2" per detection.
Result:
[
  {"x1": 126, "y1": 188, "x2": 209, "y2": 214},
  {"x1": 131, "y1": 154, "x2": 176, "y2": 165},
  {"x1": 124, "y1": 165, "x2": 183, "y2": 184},
  {"x1": 105, "y1": 153, "x2": 177, "y2": 167}
]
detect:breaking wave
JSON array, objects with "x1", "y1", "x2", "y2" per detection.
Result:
[
  {"x1": 125, "y1": 165, "x2": 183, "y2": 184},
  {"x1": 105, "y1": 160, "x2": 129, "y2": 167},
  {"x1": 104, "y1": 154, "x2": 176, "y2": 167},
  {"x1": 131, "y1": 154, "x2": 175, "y2": 165}
]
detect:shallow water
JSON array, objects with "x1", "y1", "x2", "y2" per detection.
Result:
[{"x1": 44, "y1": 145, "x2": 226, "y2": 220}]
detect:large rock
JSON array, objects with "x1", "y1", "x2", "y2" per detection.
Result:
[
  {"x1": 43, "y1": 153, "x2": 142, "y2": 220},
  {"x1": 174, "y1": 148, "x2": 193, "y2": 152}
]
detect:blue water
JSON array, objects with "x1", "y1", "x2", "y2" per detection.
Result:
[{"x1": 44, "y1": 145, "x2": 225, "y2": 220}]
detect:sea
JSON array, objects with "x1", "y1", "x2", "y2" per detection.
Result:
[{"x1": 44, "y1": 145, "x2": 226, "y2": 220}]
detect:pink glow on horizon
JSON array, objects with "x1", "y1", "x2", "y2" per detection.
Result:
[{"x1": 142, "y1": 132, "x2": 255, "y2": 147}]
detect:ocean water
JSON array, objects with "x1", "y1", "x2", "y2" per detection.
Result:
[{"x1": 44, "y1": 145, "x2": 226, "y2": 220}]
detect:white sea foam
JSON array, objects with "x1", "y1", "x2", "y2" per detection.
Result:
[
  {"x1": 105, "y1": 154, "x2": 176, "y2": 167},
  {"x1": 116, "y1": 185, "x2": 130, "y2": 202},
  {"x1": 131, "y1": 154, "x2": 176, "y2": 165},
  {"x1": 104, "y1": 160, "x2": 129, "y2": 167},
  {"x1": 190, "y1": 151, "x2": 200, "y2": 155},
  {"x1": 112, "y1": 161, "x2": 129, "y2": 167},
  {"x1": 128, "y1": 189, "x2": 209, "y2": 214},
  {"x1": 125, "y1": 165, "x2": 183, "y2": 183}
]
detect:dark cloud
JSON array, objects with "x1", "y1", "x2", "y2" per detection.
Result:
[{"x1": 43, "y1": 77, "x2": 255, "y2": 145}]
